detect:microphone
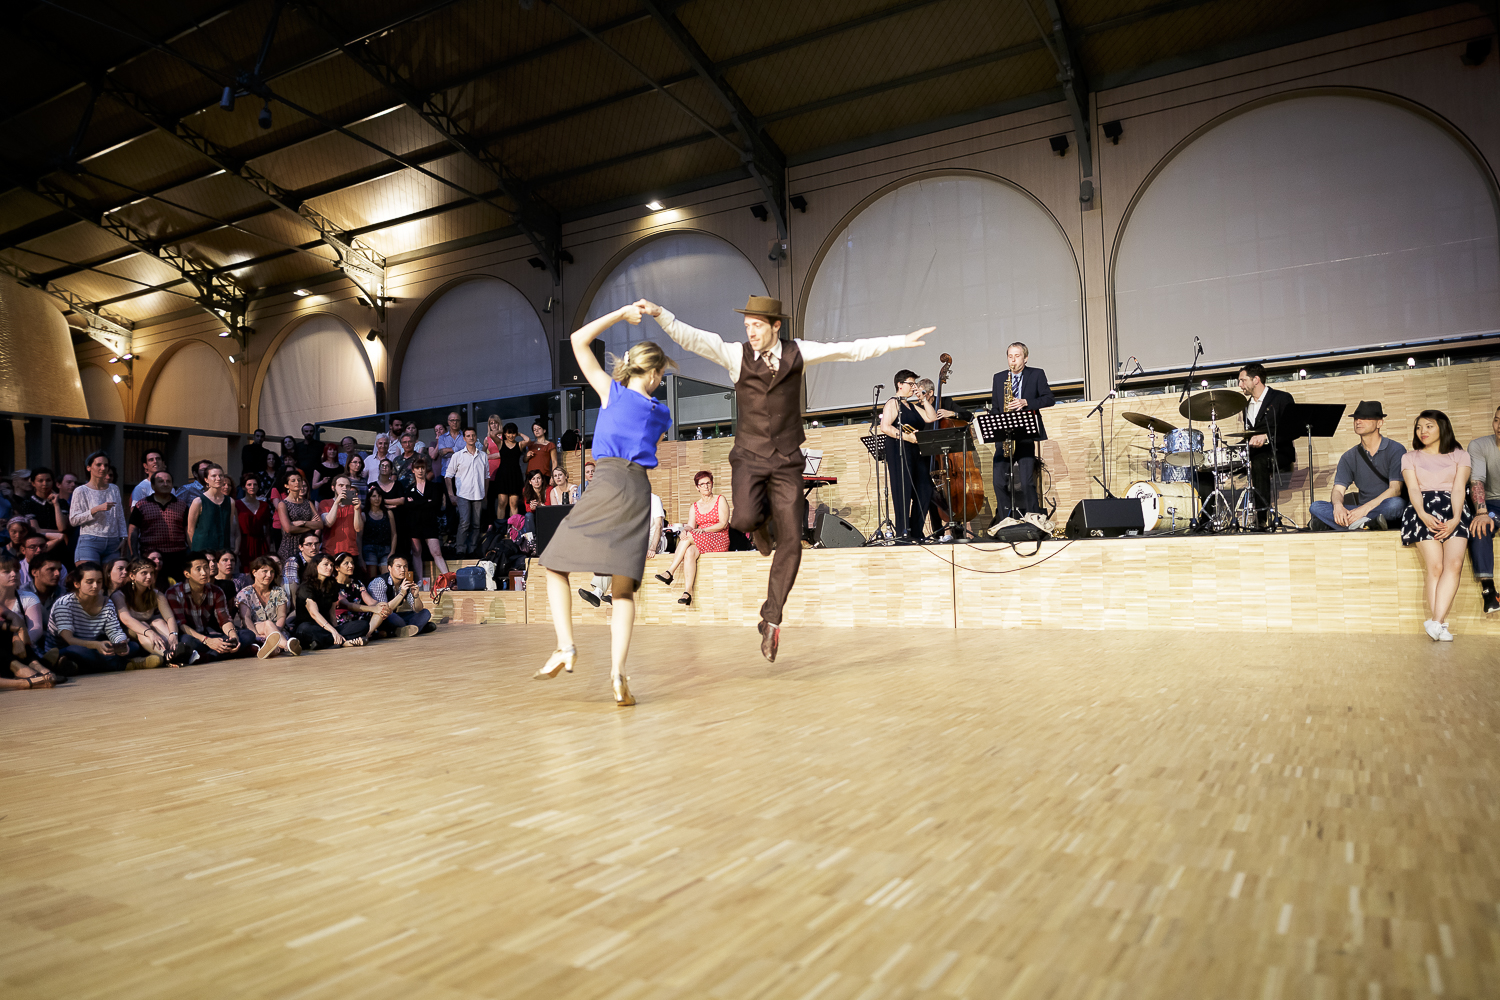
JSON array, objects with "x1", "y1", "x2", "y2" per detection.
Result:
[{"x1": 1193, "y1": 335, "x2": 1203, "y2": 354}]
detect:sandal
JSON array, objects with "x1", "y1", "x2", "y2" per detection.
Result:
[
  {"x1": 654, "y1": 571, "x2": 674, "y2": 586},
  {"x1": 677, "y1": 592, "x2": 692, "y2": 606},
  {"x1": 346, "y1": 637, "x2": 365, "y2": 647}
]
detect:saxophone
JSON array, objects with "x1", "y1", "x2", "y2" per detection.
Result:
[{"x1": 1002, "y1": 370, "x2": 1016, "y2": 458}]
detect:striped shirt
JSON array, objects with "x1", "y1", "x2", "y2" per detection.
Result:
[{"x1": 47, "y1": 592, "x2": 128, "y2": 645}]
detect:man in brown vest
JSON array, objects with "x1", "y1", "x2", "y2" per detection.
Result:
[{"x1": 637, "y1": 295, "x2": 932, "y2": 661}]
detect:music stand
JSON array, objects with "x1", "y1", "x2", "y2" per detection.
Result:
[
  {"x1": 1294, "y1": 403, "x2": 1347, "y2": 523},
  {"x1": 975, "y1": 411, "x2": 1041, "y2": 519},
  {"x1": 913, "y1": 426, "x2": 974, "y2": 542},
  {"x1": 859, "y1": 433, "x2": 899, "y2": 545}
]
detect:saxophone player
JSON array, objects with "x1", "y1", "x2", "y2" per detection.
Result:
[{"x1": 991, "y1": 342, "x2": 1055, "y2": 523}]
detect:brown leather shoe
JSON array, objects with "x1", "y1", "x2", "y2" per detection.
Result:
[
  {"x1": 751, "y1": 525, "x2": 773, "y2": 557},
  {"x1": 758, "y1": 620, "x2": 780, "y2": 662}
]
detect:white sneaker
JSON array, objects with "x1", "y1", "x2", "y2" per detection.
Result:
[
  {"x1": 1438, "y1": 622, "x2": 1454, "y2": 642},
  {"x1": 1346, "y1": 516, "x2": 1371, "y2": 530},
  {"x1": 1423, "y1": 619, "x2": 1442, "y2": 640}
]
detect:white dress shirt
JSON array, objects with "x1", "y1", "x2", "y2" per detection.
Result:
[
  {"x1": 1244, "y1": 389, "x2": 1265, "y2": 430},
  {"x1": 446, "y1": 445, "x2": 488, "y2": 501},
  {"x1": 651, "y1": 309, "x2": 909, "y2": 382}
]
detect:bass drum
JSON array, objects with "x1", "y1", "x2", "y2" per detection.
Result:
[{"x1": 1126, "y1": 481, "x2": 1199, "y2": 533}]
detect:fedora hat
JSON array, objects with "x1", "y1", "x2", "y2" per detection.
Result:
[
  {"x1": 1349, "y1": 400, "x2": 1386, "y2": 420},
  {"x1": 733, "y1": 295, "x2": 789, "y2": 321}
]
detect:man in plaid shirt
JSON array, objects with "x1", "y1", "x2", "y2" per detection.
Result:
[{"x1": 165, "y1": 551, "x2": 253, "y2": 663}]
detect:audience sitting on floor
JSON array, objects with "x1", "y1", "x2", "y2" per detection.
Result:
[
  {"x1": 367, "y1": 554, "x2": 435, "y2": 634},
  {"x1": 48, "y1": 561, "x2": 151, "y2": 674},
  {"x1": 1, "y1": 581, "x2": 59, "y2": 690},
  {"x1": 112, "y1": 558, "x2": 193, "y2": 665},
  {"x1": 166, "y1": 552, "x2": 256, "y2": 663},
  {"x1": 1, "y1": 554, "x2": 44, "y2": 652},
  {"x1": 332, "y1": 551, "x2": 409, "y2": 640},
  {"x1": 237, "y1": 555, "x2": 298, "y2": 657}
]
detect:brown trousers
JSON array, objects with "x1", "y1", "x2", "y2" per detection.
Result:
[{"x1": 728, "y1": 446, "x2": 805, "y2": 626}]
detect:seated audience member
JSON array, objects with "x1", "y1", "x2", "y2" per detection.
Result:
[
  {"x1": 3, "y1": 516, "x2": 27, "y2": 559},
  {"x1": 166, "y1": 552, "x2": 255, "y2": 663},
  {"x1": 18, "y1": 533, "x2": 59, "y2": 594},
  {"x1": 282, "y1": 531, "x2": 321, "y2": 602},
  {"x1": 331, "y1": 552, "x2": 403, "y2": 639},
  {"x1": 70, "y1": 451, "x2": 128, "y2": 566},
  {"x1": 520, "y1": 468, "x2": 548, "y2": 536},
  {"x1": 293, "y1": 553, "x2": 368, "y2": 649},
  {"x1": 210, "y1": 550, "x2": 244, "y2": 610},
  {"x1": 547, "y1": 465, "x2": 578, "y2": 506},
  {"x1": 187, "y1": 465, "x2": 237, "y2": 554},
  {"x1": 446, "y1": 426, "x2": 488, "y2": 557},
  {"x1": 174, "y1": 460, "x2": 211, "y2": 505},
  {"x1": 128, "y1": 472, "x2": 189, "y2": 583},
  {"x1": 654, "y1": 470, "x2": 729, "y2": 607},
  {"x1": 361, "y1": 488, "x2": 396, "y2": 577},
  {"x1": 312, "y1": 443, "x2": 343, "y2": 504},
  {"x1": 23, "y1": 553, "x2": 65, "y2": 642},
  {"x1": 235, "y1": 473, "x2": 273, "y2": 565},
  {"x1": 131, "y1": 450, "x2": 168, "y2": 506},
  {"x1": 236, "y1": 555, "x2": 297, "y2": 658},
  {"x1": 1, "y1": 608, "x2": 60, "y2": 690},
  {"x1": 1401, "y1": 410, "x2": 1473, "y2": 642},
  {"x1": 112, "y1": 558, "x2": 192, "y2": 665},
  {"x1": 1466, "y1": 404, "x2": 1500, "y2": 615},
  {"x1": 319, "y1": 475, "x2": 365, "y2": 569},
  {"x1": 49, "y1": 561, "x2": 154, "y2": 673},
  {"x1": 0, "y1": 554, "x2": 45, "y2": 650},
  {"x1": 23, "y1": 467, "x2": 69, "y2": 552},
  {"x1": 103, "y1": 556, "x2": 131, "y2": 595},
  {"x1": 368, "y1": 554, "x2": 435, "y2": 634},
  {"x1": 404, "y1": 457, "x2": 447, "y2": 578},
  {"x1": 241, "y1": 430, "x2": 272, "y2": 486}
]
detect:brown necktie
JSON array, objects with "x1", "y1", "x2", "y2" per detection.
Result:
[{"x1": 765, "y1": 351, "x2": 779, "y2": 375}]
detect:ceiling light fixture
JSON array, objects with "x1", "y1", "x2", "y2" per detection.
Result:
[
  {"x1": 108, "y1": 356, "x2": 119, "y2": 363},
  {"x1": 120, "y1": 352, "x2": 133, "y2": 360},
  {"x1": 218, "y1": 330, "x2": 231, "y2": 337},
  {"x1": 646, "y1": 200, "x2": 664, "y2": 211},
  {"x1": 365, "y1": 329, "x2": 380, "y2": 342},
  {"x1": 258, "y1": 101, "x2": 273, "y2": 130},
  {"x1": 228, "y1": 355, "x2": 236, "y2": 364},
  {"x1": 220, "y1": 86, "x2": 236, "y2": 111},
  {"x1": 112, "y1": 374, "x2": 123, "y2": 384},
  {"x1": 293, "y1": 288, "x2": 311, "y2": 297}
]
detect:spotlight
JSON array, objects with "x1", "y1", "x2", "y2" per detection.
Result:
[
  {"x1": 228, "y1": 355, "x2": 236, "y2": 364},
  {"x1": 293, "y1": 288, "x2": 311, "y2": 297},
  {"x1": 750, "y1": 204, "x2": 769, "y2": 222},
  {"x1": 258, "y1": 101, "x2": 273, "y2": 129},
  {"x1": 365, "y1": 329, "x2": 379, "y2": 342},
  {"x1": 1407, "y1": 357, "x2": 1417, "y2": 367},
  {"x1": 120, "y1": 352, "x2": 133, "y2": 360},
  {"x1": 108, "y1": 356, "x2": 119, "y2": 363},
  {"x1": 789, "y1": 195, "x2": 808, "y2": 213},
  {"x1": 1298, "y1": 369, "x2": 1307, "y2": 379},
  {"x1": 1461, "y1": 37, "x2": 1492, "y2": 66},
  {"x1": 220, "y1": 85, "x2": 236, "y2": 111},
  {"x1": 1102, "y1": 120, "x2": 1123, "y2": 144},
  {"x1": 528, "y1": 257, "x2": 546, "y2": 269},
  {"x1": 645, "y1": 200, "x2": 664, "y2": 211},
  {"x1": 112, "y1": 374, "x2": 123, "y2": 384},
  {"x1": 1049, "y1": 134, "x2": 1070, "y2": 156},
  {"x1": 1200, "y1": 379, "x2": 1208, "y2": 389},
  {"x1": 218, "y1": 330, "x2": 231, "y2": 337}
]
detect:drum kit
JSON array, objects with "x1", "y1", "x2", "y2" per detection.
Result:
[{"x1": 1120, "y1": 389, "x2": 1263, "y2": 533}]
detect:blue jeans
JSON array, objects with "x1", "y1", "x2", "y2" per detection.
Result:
[
  {"x1": 1470, "y1": 514, "x2": 1495, "y2": 580},
  {"x1": 1309, "y1": 496, "x2": 1406, "y2": 530},
  {"x1": 455, "y1": 497, "x2": 485, "y2": 554},
  {"x1": 74, "y1": 534, "x2": 124, "y2": 565},
  {"x1": 387, "y1": 609, "x2": 432, "y2": 632},
  {"x1": 363, "y1": 543, "x2": 391, "y2": 569}
]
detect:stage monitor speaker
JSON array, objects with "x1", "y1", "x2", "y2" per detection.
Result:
[
  {"x1": 814, "y1": 509, "x2": 865, "y2": 548},
  {"x1": 1064, "y1": 498, "x2": 1144, "y2": 539},
  {"x1": 533, "y1": 505, "x2": 571, "y2": 553},
  {"x1": 559, "y1": 341, "x2": 606, "y2": 384}
]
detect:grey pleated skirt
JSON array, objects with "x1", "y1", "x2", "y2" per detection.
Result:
[{"x1": 538, "y1": 456, "x2": 650, "y2": 587}]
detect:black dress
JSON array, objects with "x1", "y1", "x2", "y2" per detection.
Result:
[
  {"x1": 403, "y1": 480, "x2": 442, "y2": 541},
  {"x1": 884, "y1": 398, "x2": 934, "y2": 540},
  {"x1": 495, "y1": 441, "x2": 525, "y2": 495}
]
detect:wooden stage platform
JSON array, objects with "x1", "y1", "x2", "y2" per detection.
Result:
[
  {"x1": 442, "y1": 531, "x2": 1500, "y2": 637},
  {"x1": 4, "y1": 624, "x2": 1498, "y2": 999}
]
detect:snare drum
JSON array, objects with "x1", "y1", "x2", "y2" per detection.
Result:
[
  {"x1": 1126, "y1": 480, "x2": 1199, "y2": 533},
  {"x1": 1206, "y1": 445, "x2": 1247, "y2": 471},
  {"x1": 1161, "y1": 428, "x2": 1203, "y2": 483}
]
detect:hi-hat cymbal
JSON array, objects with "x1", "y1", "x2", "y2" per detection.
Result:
[
  {"x1": 1121, "y1": 411, "x2": 1177, "y2": 435},
  {"x1": 1179, "y1": 389, "x2": 1248, "y2": 422},
  {"x1": 1222, "y1": 429, "x2": 1257, "y2": 438}
]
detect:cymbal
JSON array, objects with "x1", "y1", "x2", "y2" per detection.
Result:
[
  {"x1": 1222, "y1": 429, "x2": 1256, "y2": 438},
  {"x1": 1121, "y1": 411, "x2": 1176, "y2": 435},
  {"x1": 1179, "y1": 389, "x2": 1248, "y2": 422}
]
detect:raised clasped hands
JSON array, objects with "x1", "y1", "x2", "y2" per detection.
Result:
[{"x1": 619, "y1": 304, "x2": 643, "y2": 326}]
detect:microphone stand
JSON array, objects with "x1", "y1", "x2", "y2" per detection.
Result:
[
  {"x1": 869, "y1": 385, "x2": 897, "y2": 542},
  {"x1": 1085, "y1": 389, "x2": 1118, "y2": 498},
  {"x1": 1180, "y1": 340, "x2": 1204, "y2": 528}
]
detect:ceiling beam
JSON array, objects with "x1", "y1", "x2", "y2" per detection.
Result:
[
  {"x1": 0, "y1": 256, "x2": 135, "y2": 354},
  {"x1": 1027, "y1": 0, "x2": 1093, "y2": 206},
  {"x1": 640, "y1": 1, "x2": 787, "y2": 238},
  {"x1": 285, "y1": 2, "x2": 565, "y2": 280}
]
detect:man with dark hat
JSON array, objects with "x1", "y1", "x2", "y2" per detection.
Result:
[
  {"x1": 1308, "y1": 400, "x2": 1406, "y2": 531},
  {"x1": 636, "y1": 295, "x2": 932, "y2": 661}
]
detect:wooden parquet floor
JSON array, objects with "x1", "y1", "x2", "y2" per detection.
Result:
[{"x1": 2, "y1": 624, "x2": 1498, "y2": 1000}]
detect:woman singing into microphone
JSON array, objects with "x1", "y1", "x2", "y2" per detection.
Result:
[{"x1": 533, "y1": 304, "x2": 675, "y2": 706}]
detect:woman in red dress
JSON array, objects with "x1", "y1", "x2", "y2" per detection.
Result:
[
  {"x1": 234, "y1": 473, "x2": 274, "y2": 565},
  {"x1": 654, "y1": 470, "x2": 728, "y2": 606}
]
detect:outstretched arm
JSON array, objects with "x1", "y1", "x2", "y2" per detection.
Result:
[
  {"x1": 571, "y1": 305, "x2": 642, "y2": 399},
  {"x1": 797, "y1": 327, "x2": 934, "y2": 367}
]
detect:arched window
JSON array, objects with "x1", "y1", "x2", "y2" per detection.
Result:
[
  {"x1": 259, "y1": 316, "x2": 376, "y2": 436},
  {"x1": 400, "y1": 277, "x2": 551, "y2": 409},
  {"x1": 146, "y1": 342, "x2": 236, "y2": 430},
  {"x1": 80, "y1": 365, "x2": 124, "y2": 422},
  {"x1": 585, "y1": 231, "x2": 767, "y2": 385},
  {"x1": 1114, "y1": 94, "x2": 1500, "y2": 370},
  {"x1": 802, "y1": 174, "x2": 1083, "y2": 411}
]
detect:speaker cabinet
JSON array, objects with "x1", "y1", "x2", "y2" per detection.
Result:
[
  {"x1": 559, "y1": 341, "x2": 606, "y2": 384},
  {"x1": 1064, "y1": 498, "x2": 1144, "y2": 539},
  {"x1": 533, "y1": 505, "x2": 571, "y2": 553},
  {"x1": 814, "y1": 509, "x2": 866, "y2": 548}
]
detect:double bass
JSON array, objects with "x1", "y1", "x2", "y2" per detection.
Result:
[{"x1": 931, "y1": 353, "x2": 987, "y2": 525}]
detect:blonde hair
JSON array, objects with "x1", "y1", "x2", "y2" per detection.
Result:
[{"x1": 609, "y1": 341, "x2": 677, "y2": 383}]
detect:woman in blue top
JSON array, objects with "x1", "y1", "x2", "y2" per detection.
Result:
[{"x1": 535, "y1": 303, "x2": 674, "y2": 706}]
